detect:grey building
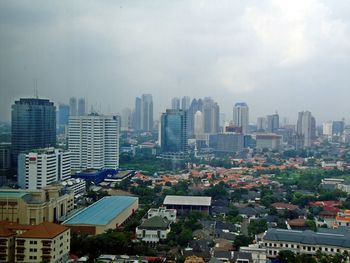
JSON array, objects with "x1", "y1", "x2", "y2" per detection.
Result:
[
  {"x1": 209, "y1": 133, "x2": 244, "y2": 153},
  {"x1": 141, "y1": 94, "x2": 153, "y2": 132},
  {"x1": 11, "y1": 98, "x2": 56, "y2": 167}
]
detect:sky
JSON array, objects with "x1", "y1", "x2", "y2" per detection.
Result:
[{"x1": 1, "y1": 0, "x2": 350, "y2": 124}]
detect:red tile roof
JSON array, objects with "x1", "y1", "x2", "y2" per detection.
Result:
[{"x1": 18, "y1": 222, "x2": 69, "y2": 239}]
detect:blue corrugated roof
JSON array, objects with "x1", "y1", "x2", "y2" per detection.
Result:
[{"x1": 63, "y1": 196, "x2": 138, "y2": 226}]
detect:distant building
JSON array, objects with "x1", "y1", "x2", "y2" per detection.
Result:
[
  {"x1": 255, "y1": 134, "x2": 282, "y2": 151},
  {"x1": 0, "y1": 221, "x2": 70, "y2": 263},
  {"x1": 0, "y1": 185, "x2": 75, "y2": 225},
  {"x1": 257, "y1": 117, "x2": 267, "y2": 132},
  {"x1": 17, "y1": 148, "x2": 71, "y2": 190},
  {"x1": 323, "y1": 121, "x2": 333, "y2": 136},
  {"x1": 181, "y1": 96, "x2": 191, "y2": 110},
  {"x1": 332, "y1": 120, "x2": 345, "y2": 136},
  {"x1": 57, "y1": 104, "x2": 70, "y2": 134},
  {"x1": 263, "y1": 228, "x2": 350, "y2": 259},
  {"x1": 69, "y1": 97, "x2": 77, "y2": 116},
  {"x1": 63, "y1": 196, "x2": 138, "y2": 235},
  {"x1": 132, "y1": 97, "x2": 142, "y2": 131},
  {"x1": 194, "y1": 111, "x2": 204, "y2": 139},
  {"x1": 77, "y1": 98, "x2": 86, "y2": 116},
  {"x1": 171, "y1": 97, "x2": 181, "y2": 110},
  {"x1": 160, "y1": 109, "x2": 188, "y2": 154},
  {"x1": 163, "y1": 195, "x2": 212, "y2": 215},
  {"x1": 203, "y1": 97, "x2": 220, "y2": 134},
  {"x1": 233, "y1": 102, "x2": 249, "y2": 134},
  {"x1": 0, "y1": 142, "x2": 11, "y2": 171},
  {"x1": 266, "y1": 113, "x2": 279, "y2": 133},
  {"x1": 147, "y1": 207, "x2": 177, "y2": 223},
  {"x1": 209, "y1": 133, "x2": 244, "y2": 153},
  {"x1": 297, "y1": 111, "x2": 315, "y2": 148},
  {"x1": 68, "y1": 114, "x2": 120, "y2": 171},
  {"x1": 187, "y1": 98, "x2": 204, "y2": 138},
  {"x1": 141, "y1": 94, "x2": 153, "y2": 131},
  {"x1": 121, "y1": 107, "x2": 132, "y2": 130},
  {"x1": 11, "y1": 98, "x2": 56, "y2": 167}
]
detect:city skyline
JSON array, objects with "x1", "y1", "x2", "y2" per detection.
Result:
[{"x1": 1, "y1": 1, "x2": 350, "y2": 123}]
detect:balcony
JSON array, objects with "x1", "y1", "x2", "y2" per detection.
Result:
[{"x1": 42, "y1": 241, "x2": 52, "y2": 247}]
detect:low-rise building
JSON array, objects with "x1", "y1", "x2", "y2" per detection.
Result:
[
  {"x1": 63, "y1": 196, "x2": 138, "y2": 235},
  {"x1": 0, "y1": 221, "x2": 70, "y2": 263},
  {"x1": 263, "y1": 228, "x2": 350, "y2": 258},
  {"x1": 0, "y1": 185, "x2": 75, "y2": 225},
  {"x1": 136, "y1": 216, "x2": 171, "y2": 243},
  {"x1": 147, "y1": 207, "x2": 176, "y2": 223},
  {"x1": 255, "y1": 134, "x2": 282, "y2": 151},
  {"x1": 163, "y1": 195, "x2": 212, "y2": 215}
]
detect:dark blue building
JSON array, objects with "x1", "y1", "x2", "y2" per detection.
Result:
[
  {"x1": 160, "y1": 109, "x2": 187, "y2": 153},
  {"x1": 11, "y1": 98, "x2": 56, "y2": 166}
]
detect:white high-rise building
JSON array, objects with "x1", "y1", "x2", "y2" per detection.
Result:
[
  {"x1": 233, "y1": 102, "x2": 249, "y2": 134},
  {"x1": 194, "y1": 111, "x2": 204, "y2": 138},
  {"x1": 17, "y1": 148, "x2": 71, "y2": 190},
  {"x1": 68, "y1": 114, "x2": 120, "y2": 171},
  {"x1": 323, "y1": 121, "x2": 333, "y2": 136}
]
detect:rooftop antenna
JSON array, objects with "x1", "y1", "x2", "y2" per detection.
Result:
[{"x1": 34, "y1": 79, "x2": 39, "y2": 99}]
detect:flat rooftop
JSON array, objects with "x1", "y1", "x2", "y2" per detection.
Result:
[
  {"x1": 63, "y1": 196, "x2": 138, "y2": 226},
  {"x1": 163, "y1": 195, "x2": 212, "y2": 206},
  {"x1": 0, "y1": 191, "x2": 29, "y2": 199}
]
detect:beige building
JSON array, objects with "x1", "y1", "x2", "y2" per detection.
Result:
[
  {"x1": 0, "y1": 221, "x2": 70, "y2": 263},
  {"x1": 0, "y1": 185, "x2": 74, "y2": 225}
]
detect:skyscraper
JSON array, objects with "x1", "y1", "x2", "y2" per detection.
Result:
[
  {"x1": 160, "y1": 109, "x2": 187, "y2": 153},
  {"x1": 68, "y1": 114, "x2": 120, "y2": 170},
  {"x1": 257, "y1": 117, "x2": 267, "y2": 132},
  {"x1": 141, "y1": 94, "x2": 153, "y2": 131},
  {"x1": 181, "y1": 96, "x2": 191, "y2": 110},
  {"x1": 297, "y1": 111, "x2": 314, "y2": 148},
  {"x1": 194, "y1": 111, "x2": 204, "y2": 138},
  {"x1": 266, "y1": 113, "x2": 279, "y2": 133},
  {"x1": 78, "y1": 98, "x2": 86, "y2": 116},
  {"x1": 11, "y1": 98, "x2": 56, "y2": 166},
  {"x1": 233, "y1": 102, "x2": 249, "y2": 134},
  {"x1": 203, "y1": 97, "x2": 220, "y2": 134},
  {"x1": 171, "y1": 97, "x2": 181, "y2": 110},
  {"x1": 69, "y1": 97, "x2": 77, "y2": 116},
  {"x1": 121, "y1": 107, "x2": 132, "y2": 130},
  {"x1": 132, "y1": 97, "x2": 142, "y2": 131},
  {"x1": 187, "y1": 98, "x2": 203, "y2": 138},
  {"x1": 58, "y1": 104, "x2": 70, "y2": 134}
]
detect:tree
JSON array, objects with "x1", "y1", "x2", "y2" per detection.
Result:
[
  {"x1": 233, "y1": 235, "x2": 253, "y2": 249},
  {"x1": 248, "y1": 219, "x2": 267, "y2": 236},
  {"x1": 278, "y1": 250, "x2": 296, "y2": 263}
]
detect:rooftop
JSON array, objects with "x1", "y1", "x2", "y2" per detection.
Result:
[
  {"x1": 63, "y1": 196, "x2": 138, "y2": 226},
  {"x1": 0, "y1": 191, "x2": 29, "y2": 199},
  {"x1": 264, "y1": 228, "x2": 350, "y2": 248},
  {"x1": 164, "y1": 195, "x2": 212, "y2": 206},
  {"x1": 18, "y1": 222, "x2": 68, "y2": 239}
]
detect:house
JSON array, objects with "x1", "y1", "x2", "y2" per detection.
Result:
[{"x1": 136, "y1": 216, "x2": 171, "y2": 243}]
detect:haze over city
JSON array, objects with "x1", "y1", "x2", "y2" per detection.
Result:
[{"x1": 1, "y1": 0, "x2": 350, "y2": 123}]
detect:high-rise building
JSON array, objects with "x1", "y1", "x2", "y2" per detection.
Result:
[
  {"x1": 233, "y1": 102, "x2": 249, "y2": 134},
  {"x1": 132, "y1": 97, "x2": 142, "y2": 131},
  {"x1": 0, "y1": 143, "x2": 11, "y2": 171},
  {"x1": 203, "y1": 97, "x2": 220, "y2": 134},
  {"x1": 187, "y1": 98, "x2": 203, "y2": 138},
  {"x1": 194, "y1": 111, "x2": 204, "y2": 138},
  {"x1": 160, "y1": 109, "x2": 187, "y2": 153},
  {"x1": 68, "y1": 114, "x2": 120, "y2": 171},
  {"x1": 332, "y1": 120, "x2": 345, "y2": 136},
  {"x1": 18, "y1": 148, "x2": 71, "y2": 190},
  {"x1": 69, "y1": 97, "x2": 77, "y2": 116},
  {"x1": 141, "y1": 94, "x2": 153, "y2": 131},
  {"x1": 257, "y1": 117, "x2": 267, "y2": 132},
  {"x1": 297, "y1": 111, "x2": 314, "y2": 148},
  {"x1": 58, "y1": 104, "x2": 70, "y2": 134},
  {"x1": 121, "y1": 107, "x2": 132, "y2": 130},
  {"x1": 11, "y1": 98, "x2": 56, "y2": 167},
  {"x1": 323, "y1": 121, "x2": 333, "y2": 136},
  {"x1": 181, "y1": 96, "x2": 191, "y2": 110},
  {"x1": 266, "y1": 113, "x2": 279, "y2": 133},
  {"x1": 78, "y1": 98, "x2": 86, "y2": 116},
  {"x1": 171, "y1": 97, "x2": 181, "y2": 110}
]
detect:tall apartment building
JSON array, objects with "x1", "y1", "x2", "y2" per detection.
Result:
[
  {"x1": 17, "y1": 148, "x2": 71, "y2": 190},
  {"x1": 69, "y1": 97, "x2": 77, "y2": 116},
  {"x1": 132, "y1": 97, "x2": 142, "y2": 131},
  {"x1": 57, "y1": 104, "x2": 70, "y2": 134},
  {"x1": 0, "y1": 221, "x2": 70, "y2": 263},
  {"x1": 160, "y1": 109, "x2": 188, "y2": 153},
  {"x1": 181, "y1": 96, "x2": 191, "y2": 110},
  {"x1": 68, "y1": 114, "x2": 120, "y2": 171},
  {"x1": 187, "y1": 98, "x2": 204, "y2": 138},
  {"x1": 171, "y1": 97, "x2": 181, "y2": 110},
  {"x1": 202, "y1": 97, "x2": 220, "y2": 135},
  {"x1": 297, "y1": 111, "x2": 316, "y2": 148},
  {"x1": 77, "y1": 98, "x2": 86, "y2": 116},
  {"x1": 266, "y1": 113, "x2": 279, "y2": 133},
  {"x1": 233, "y1": 102, "x2": 249, "y2": 134},
  {"x1": 11, "y1": 98, "x2": 56, "y2": 167},
  {"x1": 0, "y1": 143, "x2": 11, "y2": 171},
  {"x1": 0, "y1": 185, "x2": 75, "y2": 225}
]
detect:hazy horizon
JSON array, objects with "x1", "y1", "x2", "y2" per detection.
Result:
[{"x1": 1, "y1": 1, "x2": 350, "y2": 124}]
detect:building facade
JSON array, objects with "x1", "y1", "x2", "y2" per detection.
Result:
[
  {"x1": 233, "y1": 102, "x2": 249, "y2": 134},
  {"x1": 11, "y1": 98, "x2": 56, "y2": 167},
  {"x1": 0, "y1": 186, "x2": 75, "y2": 225},
  {"x1": 141, "y1": 94, "x2": 153, "y2": 132},
  {"x1": 297, "y1": 111, "x2": 316, "y2": 148},
  {"x1": 18, "y1": 148, "x2": 71, "y2": 190},
  {"x1": 68, "y1": 114, "x2": 120, "y2": 171},
  {"x1": 160, "y1": 109, "x2": 188, "y2": 154}
]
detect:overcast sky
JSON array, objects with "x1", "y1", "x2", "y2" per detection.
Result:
[{"x1": 1, "y1": 0, "x2": 350, "y2": 124}]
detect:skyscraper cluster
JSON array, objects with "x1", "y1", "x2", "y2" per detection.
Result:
[{"x1": 132, "y1": 94, "x2": 154, "y2": 132}]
